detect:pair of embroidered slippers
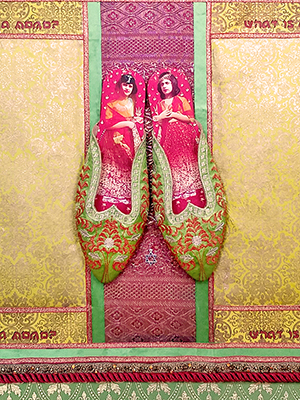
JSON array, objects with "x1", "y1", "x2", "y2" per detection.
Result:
[{"x1": 75, "y1": 68, "x2": 227, "y2": 283}]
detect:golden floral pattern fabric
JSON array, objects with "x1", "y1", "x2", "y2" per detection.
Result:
[
  {"x1": 0, "y1": 2, "x2": 82, "y2": 35},
  {"x1": 212, "y1": 2, "x2": 300, "y2": 33},
  {"x1": 2, "y1": 0, "x2": 300, "y2": 348},
  {"x1": 0, "y1": 37, "x2": 87, "y2": 342},
  {"x1": 212, "y1": 38, "x2": 300, "y2": 342},
  {"x1": 0, "y1": 39, "x2": 85, "y2": 308},
  {"x1": 214, "y1": 309, "x2": 300, "y2": 343},
  {"x1": 0, "y1": 312, "x2": 87, "y2": 344}
]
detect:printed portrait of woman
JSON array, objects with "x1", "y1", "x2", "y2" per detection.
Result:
[
  {"x1": 93, "y1": 70, "x2": 145, "y2": 215},
  {"x1": 149, "y1": 69, "x2": 207, "y2": 214}
]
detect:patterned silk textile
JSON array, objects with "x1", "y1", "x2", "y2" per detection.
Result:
[
  {"x1": 0, "y1": 2, "x2": 88, "y2": 343},
  {"x1": 1, "y1": 0, "x2": 300, "y2": 380},
  {"x1": 211, "y1": 3, "x2": 300, "y2": 344},
  {"x1": 100, "y1": 2, "x2": 197, "y2": 341}
]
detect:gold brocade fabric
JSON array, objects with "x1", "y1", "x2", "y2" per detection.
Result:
[
  {"x1": 0, "y1": 312, "x2": 87, "y2": 344},
  {"x1": 212, "y1": 38, "x2": 300, "y2": 342},
  {"x1": 214, "y1": 310, "x2": 300, "y2": 343},
  {"x1": 0, "y1": 2, "x2": 83, "y2": 35},
  {"x1": 212, "y1": 2, "x2": 300, "y2": 33},
  {"x1": 0, "y1": 38, "x2": 86, "y2": 342}
]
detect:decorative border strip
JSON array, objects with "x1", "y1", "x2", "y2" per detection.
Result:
[
  {"x1": 83, "y1": 1, "x2": 91, "y2": 152},
  {"x1": 82, "y1": 1, "x2": 93, "y2": 344},
  {"x1": 206, "y1": 1, "x2": 213, "y2": 151},
  {"x1": 2, "y1": 359, "x2": 300, "y2": 383},
  {"x1": 208, "y1": 274, "x2": 214, "y2": 343},
  {"x1": 214, "y1": 305, "x2": 300, "y2": 311},
  {"x1": 212, "y1": 32, "x2": 300, "y2": 39},
  {"x1": 0, "y1": 307, "x2": 87, "y2": 313},
  {"x1": 5, "y1": 354, "x2": 300, "y2": 364},
  {"x1": 2, "y1": 342, "x2": 300, "y2": 349},
  {"x1": 4, "y1": 0, "x2": 300, "y2": 3},
  {"x1": 0, "y1": 34, "x2": 83, "y2": 39}
]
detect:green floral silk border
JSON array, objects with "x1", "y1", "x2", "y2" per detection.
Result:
[
  {"x1": 88, "y1": 2, "x2": 105, "y2": 343},
  {"x1": 194, "y1": 3, "x2": 209, "y2": 343},
  {"x1": 1, "y1": 381, "x2": 300, "y2": 400}
]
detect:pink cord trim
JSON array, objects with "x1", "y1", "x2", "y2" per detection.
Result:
[
  {"x1": 1, "y1": 0, "x2": 300, "y2": 3},
  {"x1": 1, "y1": 371, "x2": 300, "y2": 383},
  {"x1": 0, "y1": 34, "x2": 83, "y2": 40},
  {"x1": 212, "y1": 33, "x2": 300, "y2": 39},
  {"x1": 82, "y1": 1, "x2": 93, "y2": 343}
]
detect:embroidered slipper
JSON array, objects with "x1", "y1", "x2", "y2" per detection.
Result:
[
  {"x1": 76, "y1": 70, "x2": 149, "y2": 283},
  {"x1": 148, "y1": 68, "x2": 227, "y2": 281}
]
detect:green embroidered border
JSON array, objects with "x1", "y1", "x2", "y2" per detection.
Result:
[
  {"x1": 88, "y1": 2, "x2": 105, "y2": 343},
  {"x1": 194, "y1": 2, "x2": 209, "y2": 342}
]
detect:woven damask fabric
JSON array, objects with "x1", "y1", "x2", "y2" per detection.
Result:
[
  {"x1": 210, "y1": 3, "x2": 300, "y2": 343},
  {"x1": 104, "y1": 222, "x2": 196, "y2": 342},
  {"x1": 101, "y1": 1, "x2": 196, "y2": 342},
  {"x1": 101, "y1": 2, "x2": 194, "y2": 79}
]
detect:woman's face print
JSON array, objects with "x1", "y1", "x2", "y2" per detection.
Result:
[
  {"x1": 121, "y1": 82, "x2": 134, "y2": 97},
  {"x1": 160, "y1": 78, "x2": 173, "y2": 97}
]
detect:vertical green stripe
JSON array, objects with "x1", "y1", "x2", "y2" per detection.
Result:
[
  {"x1": 194, "y1": 2, "x2": 209, "y2": 343},
  {"x1": 194, "y1": 2, "x2": 207, "y2": 134},
  {"x1": 195, "y1": 280, "x2": 209, "y2": 342},
  {"x1": 88, "y1": 2, "x2": 105, "y2": 343},
  {"x1": 91, "y1": 273, "x2": 105, "y2": 343},
  {"x1": 88, "y1": 2, "x2": 102, "y2": 128}
]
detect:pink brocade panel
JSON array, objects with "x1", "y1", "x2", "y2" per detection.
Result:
[
  {"x1": 101, "y1": 2, "x2": 196, "y2": 342},
  {"x1": 104, "y1": 223, "x2": 196, "y2": 342},
  {"x1": 101, "y1": 2, "x2": 194, "y2": 82}
]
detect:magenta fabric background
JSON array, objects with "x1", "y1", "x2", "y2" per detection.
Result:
[{"x1": 101, "y1": 2, "x2": 196, "y2": 342}]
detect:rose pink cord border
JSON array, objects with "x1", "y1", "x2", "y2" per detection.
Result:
[
  {"x1": 82, "y1": 1, "x2": 93, "y2": 343},
  {"x1": 1, "y1": 341, "x2": 300, "y2": 349},
  {"x1": 212, "y1": 33, "x2": 300, "y2": 39},
  {"x1": 206, "y1": 0, "x2": 215, "y2": 343},
  {"x1": 2, "y1": 0, "x2": 300, "y2": 3},
  {"x1": 1, "y1": 343, "x2": 300, "y2": 382},
  {"x1": 0, "y1": 371, "x2": 300, "y2": 384},
  {"x1": 1, "y1": 352, "x2": 300, "y2": 383},
  {"x1": 0, "y1": 34, "x2": 83, "y2": 40}
]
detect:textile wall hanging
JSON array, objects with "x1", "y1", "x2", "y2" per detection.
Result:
[{"x1": 1, "y1": 0, "x2": 300, "y2": 392}]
